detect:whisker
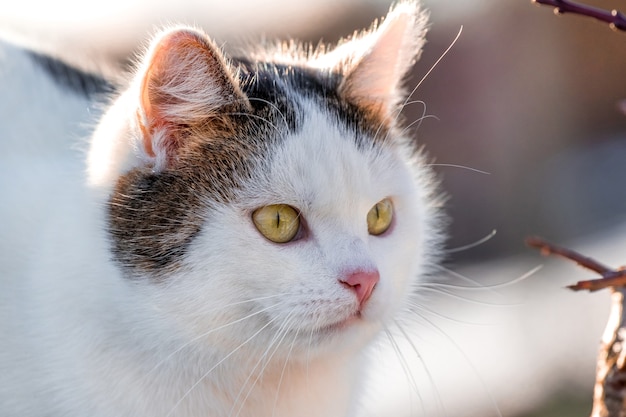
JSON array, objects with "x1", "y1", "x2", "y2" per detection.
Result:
[
  {"x1": 305, "y1": 313, "x2": 324, "y2": 392},
  {"x1": 247, "y1": 97, "x2": 289, "y2": 129},
  {"x1": 395, "y1": 113, "x2": 441, "y2": 139},
  {"x1": 446, "y1": 229, "x2": 497, "y2": 254},
  {"x1": 413, "y1": 286, "x2": 522, "y2": 307},
  {"x1": 166, "y1": 315, "x2": 280, "y2": 417},
  {"x1": 431, "y1": 265, "x2": 501, "y2": 295},
  {"x1": 383, "y1": 326, "x2": 424, "y2": 417},
  {"x1": 426, "y1": 163, "x2": 491, "y2": 175},
  {"x1": 393, "y1": 320, "x2": 447, "y2": 417},
  {"x1": 415, "y1": 313, "x2": 503, "y2": 417},
  {"x1": 376, "y1": 26, "x2": 463, "y2": 145},
  {"x1": 150, "y1": 300, "x2": 285, "y2": 377},
  {"x1": 428, "y1": 265, "x2": 543, "y2": 291},
  {"x1": 372, "y1": 99, "x2": 426, "y2": 142},
  {"x1": 411, "y1": 94, "x2": 431, "y2": 138},
  {"x1": 379, "y1": 26, "x2": 463, "y2": 147},
  {"x1": 227, "y1": 325, "x2": 286, "y2": 417},
  {"x1": 224, "y1": 112, "x2": 281, "y2": 134},
  {"x1": 404, "y1": 26, "x2": 463, "y2": 107},
  {"x1": 232, "y1": 312, "x2": 297, "y2": 417},
  {"x1": 380, "y1": 100, "x2": 437, "y2": 145},
  {"x1": 401, "y1": 99, "x2": 426, "y2": 112},
  {"x1": 406, "y1": 301, "x2": 496, "y2": 327},
  {"x1": 272, "y1": 328, "x2": 299, "y2": 417},
  {"x1": 204, "y1": 294, "x2": 293, "y2": 312}
]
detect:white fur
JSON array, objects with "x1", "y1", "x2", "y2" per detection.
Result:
[
  {"x1": 0, "y1": 40, "x2": 98, "y2": 307},
  {"x1": 1, "y1": 97, "x2": 435, "y2": 417},
  {"x1": 1, "y1": 88, "x2": 437, "y2": 417},
  {"x1": 0, "y1": 3, "x2": 441, "y2": 416}
]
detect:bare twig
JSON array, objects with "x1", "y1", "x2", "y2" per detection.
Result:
[
  {"x1": 526, "y1": 236, "x2": 626, "y2": 416},
  {"x1": 532, "y1": 0, "x2": 626, "y2": 31},
  {"x1": 525, "y1": 236, "x2": 626, "y2": 291},
  {"x1": 526, "y1": 236, "x2": 613, "y2": 274},
  {"x1": 567, "y1": 270, "x2": 626, "y2": 292}
]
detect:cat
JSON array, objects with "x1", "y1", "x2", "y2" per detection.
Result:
[{"x1": 0, "y1": 1, "x2": 446, "y2": 416}]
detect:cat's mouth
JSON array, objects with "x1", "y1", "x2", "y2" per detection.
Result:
[{"x1": 317, "y1": 312, "x2": 361, "y2": 334}]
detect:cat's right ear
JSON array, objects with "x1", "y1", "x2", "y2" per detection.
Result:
[
  {"x1": 311, "y1": 2, "x2": 428, "y2": 125},
  {"x1": 135, "y1": 27, "x2": 250, "y2": 170}
]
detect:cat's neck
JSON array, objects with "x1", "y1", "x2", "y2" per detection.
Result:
[
  {"x1": 157, "y1": 351, "x2": 362, "y2": 417},
  {"x1": 80, "y1": 310, "x2": 364, "y2": 417}
]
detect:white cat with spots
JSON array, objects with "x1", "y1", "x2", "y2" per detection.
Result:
[{"x1": 0, "y1": 2, "x2": 445, "y2": 416}]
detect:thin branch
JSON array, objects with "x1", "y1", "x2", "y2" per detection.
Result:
[
  {"x1": 525, "y1": 236, "x2": 626, "y2": 292},
  {"x1": 566, "y1": 270, "x2": 626, "y2": 292},
  {"x1": 532, "y1": 0, "x2": 626, "y2": 31},
  {"x1": 526, "y1": 236, "x2": 613, "y2": 274}
]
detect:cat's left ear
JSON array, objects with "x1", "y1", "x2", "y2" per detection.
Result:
[
  {"x1": 315, "y1": 1, "x2": 428, "y2": 121},
  {"x1": 134, "y1": 27, "x2": 250, "y2": 170}
]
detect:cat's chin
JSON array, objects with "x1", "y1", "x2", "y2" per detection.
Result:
[
  {"x1": 306, "y1": 311, "x2": 382, "y2": 354},
  {"x1": 317, "y1": 313, "x2": 361, "y2": 335}
]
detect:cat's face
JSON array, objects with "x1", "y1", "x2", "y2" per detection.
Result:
[
  {"x1": 171, "y1": 107, "x2": 430, "y2": 358},
  {"x1": 92, "y1": 2, "x2": 442, "y2": 362}
]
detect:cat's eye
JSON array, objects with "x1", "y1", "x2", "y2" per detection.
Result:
[
  {"x1": 367, "y1": 198, "x2": 394, "y2": 236},
  {"x1": 252, "y1": 204, "x2": 300, "y2": 243}
]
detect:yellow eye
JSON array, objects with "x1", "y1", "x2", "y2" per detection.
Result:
[
  {"x1": 252, "y1": 204, "x2": 300, "y2": 243},
  {"x1": 367, "y1": 198, "x2": 393, "y2": 236}
]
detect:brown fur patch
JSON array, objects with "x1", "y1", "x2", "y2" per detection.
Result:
[
  {"x1": 107, "y1": 59, "x2": 395, "y2": 278},
  {"x1": 107, "y1": 117, "x2": 271, "y2": 277}
]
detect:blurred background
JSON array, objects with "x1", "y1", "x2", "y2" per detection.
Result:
[{"x1": 3, "y1": 0, "x2": 626, "y2": 415}]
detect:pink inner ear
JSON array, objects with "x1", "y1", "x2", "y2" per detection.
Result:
[
  {"x1": 135, "y1": 29, "x2": 244, "y2": 166},
  {"x1": 138, "y1": 31, "x2": 201, "y2": 159},
  {"x1": 337, "y1": 5, "x2": 427, "y2": 122},
  {"x1": 343, "y1": 13, "x2": 411, "y2": 110}
]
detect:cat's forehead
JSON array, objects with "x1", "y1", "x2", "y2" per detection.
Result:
[
  {"x1": 225, "y1": 61, "x2": 400, "y2": 203},
  {"x1": 236, "y1": 60, "x2": 389, "y2": 146},
  {"x1": 249, "y1": 103, "x2": 399, "y2": 210}
]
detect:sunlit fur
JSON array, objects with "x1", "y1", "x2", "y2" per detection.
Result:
[{"x1": 0, "y1": 1, "x2": 447, "y2": 416}]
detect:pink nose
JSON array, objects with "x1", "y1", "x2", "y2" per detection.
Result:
[{"x1": 340, "y1": 270, "x2": 380, "y2": 308}]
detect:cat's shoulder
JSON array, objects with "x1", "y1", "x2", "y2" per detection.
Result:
[
  {"x1": 0, "y1": 37, "x2": 115, "y2": 101},
  {"x1": 0, "y1": 38, "x2": 114, "y2": 155},
  {"x1": 0, "y1": 38, "x2": 111, "y2": 286}
]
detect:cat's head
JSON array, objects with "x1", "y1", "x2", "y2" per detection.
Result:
[{"x1": 89, "y1": 1, "x2": 444, "y2": 360}]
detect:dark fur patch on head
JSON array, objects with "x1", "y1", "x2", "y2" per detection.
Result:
[
  {"x1": 109, "y1": 169, "x2": 205, "y2": 274},
  {"x1": 109, "y1": 127, "x2": 278, "y2": 277},
  {"x1": 108, "y1": 71, "x2": 295, "y2": 277},
  {"x1": 108, "y1": 58, "x2": 391, "y2": 278},
  {"x1": 236, "y1": 58, "x2": 391, "y2": 147}
]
